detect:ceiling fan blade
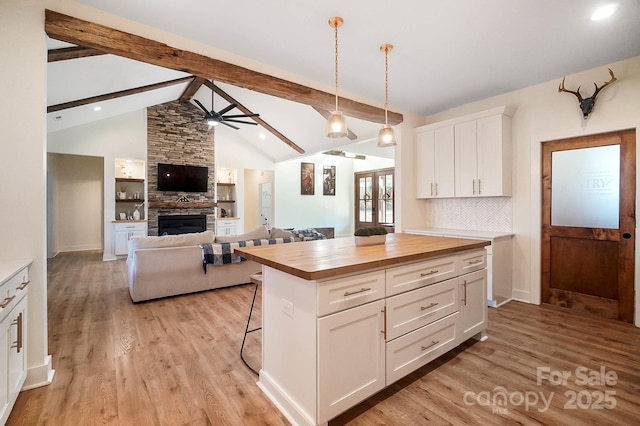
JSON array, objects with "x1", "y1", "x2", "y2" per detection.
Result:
[
  {"x1": 217, "y1": 103, "x2": 237, "y2": 115},
  {"x1": 220, "y1": 121, "x2": 240, "y2": 130},
  {"x1": 222, "y1": 113, "x2": 260, "y2": 119},
  {"x1": 223, "y1": 119, "x2": 258, "y2": 125},
  {"x1": 193, "y1": 99, "x2": 213, "y2": 116}
]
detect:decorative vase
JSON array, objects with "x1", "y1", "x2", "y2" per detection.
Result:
[
  {"x1": 133, "y1": 208, "x2": 140, "y2": 220},
  {"x1": 354, "y1": 234, "x2": 386, "y2": 247},
  {"x1": 118, "y1": 192, "x2": 127, "y2": 200}
]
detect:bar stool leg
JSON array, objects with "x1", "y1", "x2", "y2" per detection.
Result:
[{"x1": 240, "y1": 280, "x2": 261, "y2": 375}]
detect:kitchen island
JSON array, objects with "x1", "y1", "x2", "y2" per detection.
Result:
[{"x1": 235, "y1": 233, "x2": 489, "y2": 426}]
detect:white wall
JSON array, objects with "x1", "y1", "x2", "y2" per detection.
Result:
[
  {"x1": 48, "y1": 154, "x2": 104, "y2": 255},
  {"x1": 417, "y1": 56, "x2": 640, "y2": 325},
  {"x1": 48, "y1": 110, "x2": 147, "y2": 260},
  {"x1": 0, "y1": 0, "x2": 53, "y2": 389}
]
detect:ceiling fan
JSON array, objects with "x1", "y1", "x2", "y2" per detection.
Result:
[{"x1": 193, "y1": 81, "x2": 260, "y2": 130}]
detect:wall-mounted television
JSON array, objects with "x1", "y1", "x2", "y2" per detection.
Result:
[{"x1": 157, "y1": 163, "x2": 209, "y2": 192}]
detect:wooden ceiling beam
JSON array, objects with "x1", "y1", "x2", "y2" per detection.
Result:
[
  {"x1": 203, "y1": 80, "x2": 305, "y2": 154},
  {"x1": 179, "y1": 76, "x2": 206, "y2": 102},
  {"x1": 48, "y1": 76, "x2": 193, "y2": 113},
  {"x1": 44, "y1": 10, "x2": 403, "y2": 126},
  {"x1": 48, "y1": 46, "x2": 106, "y2": 62}
]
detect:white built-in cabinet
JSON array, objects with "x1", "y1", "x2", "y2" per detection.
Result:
[
  {"x1": 0, "y1": 259, "x2": 30, "y2": 425},
  {"x1": 114, "y1": 222, "x2": 147, "y2": 255},
  {"x1": 215, "y1": 219, "x2": 239, "y2": 236},
  {"x1": 416, "y1": 125, "x2": 455, "y2": 198},
  {"x1": 416, "y1": 106, "x2": 513, "y2": 198}
]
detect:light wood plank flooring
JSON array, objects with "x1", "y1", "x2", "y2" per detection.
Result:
[{"x1": 8, "y1": 251, "x2": 640, "y2": 425}]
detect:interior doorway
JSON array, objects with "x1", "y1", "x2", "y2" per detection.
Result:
[
  {"x1": 354, "y1": 168, "x2": 395, "y2": 232},
  {"x1": 541, "y1": 129, "x2": 636, "y2": 322}
]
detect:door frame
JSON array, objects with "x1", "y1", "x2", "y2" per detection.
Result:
[{"x1": 530, "y1": 120, "x2": 640, "y2": 327}]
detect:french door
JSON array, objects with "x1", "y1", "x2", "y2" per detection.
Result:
[
  {"x1": 541, "y1": 129, "x2": 635, "y2": 322},
  {"x1": 354, "y1": 168, "x2": 394, "y2": 232}
]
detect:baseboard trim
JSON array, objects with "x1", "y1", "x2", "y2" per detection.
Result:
[{"x1": 23, "y1": 355, "x2": 55, "y2": 390}]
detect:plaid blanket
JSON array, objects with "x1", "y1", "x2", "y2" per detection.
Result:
[
  {"x1": 201, "y1": 237, "x2": 294, "y2": 273},
  {"x1": 290, "y1": 228, "x2": 327, "y2": 241}
]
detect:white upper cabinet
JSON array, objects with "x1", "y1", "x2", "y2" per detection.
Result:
[
  {"x1": 416, "y1": 106, "x2": 513, "y2": 199},
  {"x1": 415, "y1": 125, "x2": 455, "y2": 198}
]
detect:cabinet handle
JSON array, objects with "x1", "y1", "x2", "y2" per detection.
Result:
[
  {"x1": 343, "y1": 287, "x2": 371, "y2": 297},
  {"x1": 462, "y1": 280, "x2": 467, "y2": 306},
  {"x1": 421, "y1": 340, "x2": 439, "y2": 351},
  {"x1": 0, "y1": 295, "x2": 15, "y2": 309},
  {"x1": 430, "y1": 182, "x2": 434, "y2": 197},
  {"x1": 468, "y1": 259, "x2": 483, "y2": 265},
  {"x1": 420, "y1": 302, "x2": 439, "y2": 311},
  {"x1": 11, "y1": 312, "x2": 23, "y2": 353},
  {"x1": 420, "y1": 270, "x2": 439, "y2": 277},
  {"x1": 472, "y1": 179, "x2": 476, "y2": 195},
  {"x1": 478, "y1": 179, "x2": 482, "y2": 195},
  {"x1": 435, "y1": 182, "x2": 438, "y2": 196},
  {"x1": 382, "y1": 307, "x2": 387, "y2": 340},
  {"x1": 17, "y1": 280, "x2": 29, "y2": 290}
]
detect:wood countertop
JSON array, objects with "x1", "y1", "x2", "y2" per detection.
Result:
[{"x1": 234, "y1": 233, "x2": 489, "y2": 281}]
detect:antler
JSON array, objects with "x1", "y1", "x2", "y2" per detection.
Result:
[
  {"x1": 591, "y1": 68, "x2": 617, "y2": 99},
  {"x1": 558, "y1": 77, "x2": 583, "y2": 101}
]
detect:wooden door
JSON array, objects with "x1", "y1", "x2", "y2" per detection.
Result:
[
  {"x1": 541, "y1": 129, "x2": 635, "y2": 322},
  {"x1": 355, "y1": 168, "x2": 394, "y2": 232}
]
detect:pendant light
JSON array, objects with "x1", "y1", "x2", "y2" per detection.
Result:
[
  {"x1": 325, "y1": 16, "x2": 349, "y2": 138},
  {"x1": 378, "y1": 43, "x2": 397, "y2": 147}
]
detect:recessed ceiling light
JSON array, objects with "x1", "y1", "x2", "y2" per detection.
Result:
[
  {"x1": 259, "y1": 133, "x2": 266, "y2": 140},
  {"x1": 591, "y1": 4, "x2": 616, "y2": 21},
  {"x1": 93, "y1": 106, "x2": 102, "y2": 111}
]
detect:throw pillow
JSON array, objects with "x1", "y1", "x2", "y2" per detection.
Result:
[{"x1": 215, "y1": 225, "x2": 270, "y2": 243}]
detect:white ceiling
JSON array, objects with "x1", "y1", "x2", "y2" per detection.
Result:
[{"x1": 47, "y1": 0, "x2": 640, "y2": 162}]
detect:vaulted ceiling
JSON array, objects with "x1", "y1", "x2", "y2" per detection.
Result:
[{"x1": 46, "y1": 1, "x2": 640, "y2": 162}]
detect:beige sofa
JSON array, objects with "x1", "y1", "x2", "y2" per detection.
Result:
[{"x1": 127, "y1": 227, "x2": 274, "y2": 302}]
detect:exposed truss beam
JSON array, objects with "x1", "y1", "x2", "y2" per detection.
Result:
[
  {"x1": 179, "y1": 76, "x2": 206, "y2": 102},
  {"x1": 48, "y1": 76, "x2": 193, "y2": 113},
  {"x1": 203, "y1": 80, "x2": 305, "y2": 154},
  {"x1": 45, "y1": 10, "x2": 403, "y2": 126},
  {"x1": 48, "y1": 46, "x2": 106, "y2": 62}
]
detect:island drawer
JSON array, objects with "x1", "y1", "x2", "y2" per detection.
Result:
[
  {"x1": 385, "y1": 278, "x2": 458, "y2": 341},
  {"x1": 386, "y1": 312, "x2": 458, "y2": 384},
  {"x1": 317, "y1": 270, "x2": 386, "y2": 316},
  {"x1": 458, "y1": 249, "x2": 487, "y2": 275},
  {"x1": 386, "y1": 254, "x2": 457, "y2": 297},
  {"x1": 0, "y1": 264, "x2": 29, "y2": 322}
]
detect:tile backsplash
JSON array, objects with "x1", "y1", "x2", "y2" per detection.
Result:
[{"x1": 424, "y1": 197, "x2": 512, "y2": 232}]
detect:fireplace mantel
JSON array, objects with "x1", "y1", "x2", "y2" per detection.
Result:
[{"x1": 148, "y1": 201, "x2": 217, "y2": 209}]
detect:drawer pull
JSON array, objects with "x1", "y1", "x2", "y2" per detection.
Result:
[
  {"x1": 420, "y1": 302, "x2": 439, "y2": 311},
  {"x1": 343, "y1": 287, "x2": 371, "y2": 297},
  {"x1": 420, "y1": 270, "x2": 439, "y2": 277},
  {"x1": 17, "y1": 280, "x2": 29, "y2": 290},
  {"x1": 468, "y1": 259, "x2": 483, "y2": 265},
  {"x1": 0, "y1": 295, "x2": 15, "y2": 309},
  {"x1": 421, "y1": 340, "x2": 440, "y2": 351}
]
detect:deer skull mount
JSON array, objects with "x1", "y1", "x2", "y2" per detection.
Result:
[{"x1": 558, "y1": 68, "x2": 617, "y2": 119}]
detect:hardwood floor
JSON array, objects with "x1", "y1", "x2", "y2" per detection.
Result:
[{"x1": 8, "y1": 251, "x2": 640, "y2": 425}]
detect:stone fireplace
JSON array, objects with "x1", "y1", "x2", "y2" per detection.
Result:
[{"x1": 147, "y1": 100, "x2": 216, "y2": 236}]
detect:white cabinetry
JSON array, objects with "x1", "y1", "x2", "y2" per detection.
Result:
[
  {"x1": 458, "y1": 269, "x2": 487, "y2": 340},
  {"x1": 317, "y1": 299, "x2": 385, "y2": 423},
  {"x1": 455, "y1": 113, "x2": 512, "y2": 197},
  {"x1": 0, "y1": 259, "x2": 30, "y2": 425},
  {"x1": 415, "y1": 106, "x2": 513, "y2": 199},
  {"x1": 215, "y1": 219, "x2": 238, "y2": 236},
  {"x1": 114, "y1": 222, "x2": 147, "y2": 255},
  {"x1": 259, "y1": 249, "x2": 487, "y2": 425},
  {"x1": 416, "y1": 125, "x2": 455, "y2": 198},
  {"x1": 405, "y1": 228, "x2": 513, "y2": 307}
]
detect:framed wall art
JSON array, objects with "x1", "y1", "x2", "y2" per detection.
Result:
[
  {"x1": 323, "y1": 165, "x2": 336, "y2": 196},
  {"x1": 301, "y1": 162, "x2": 315, "y2": 195}
]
